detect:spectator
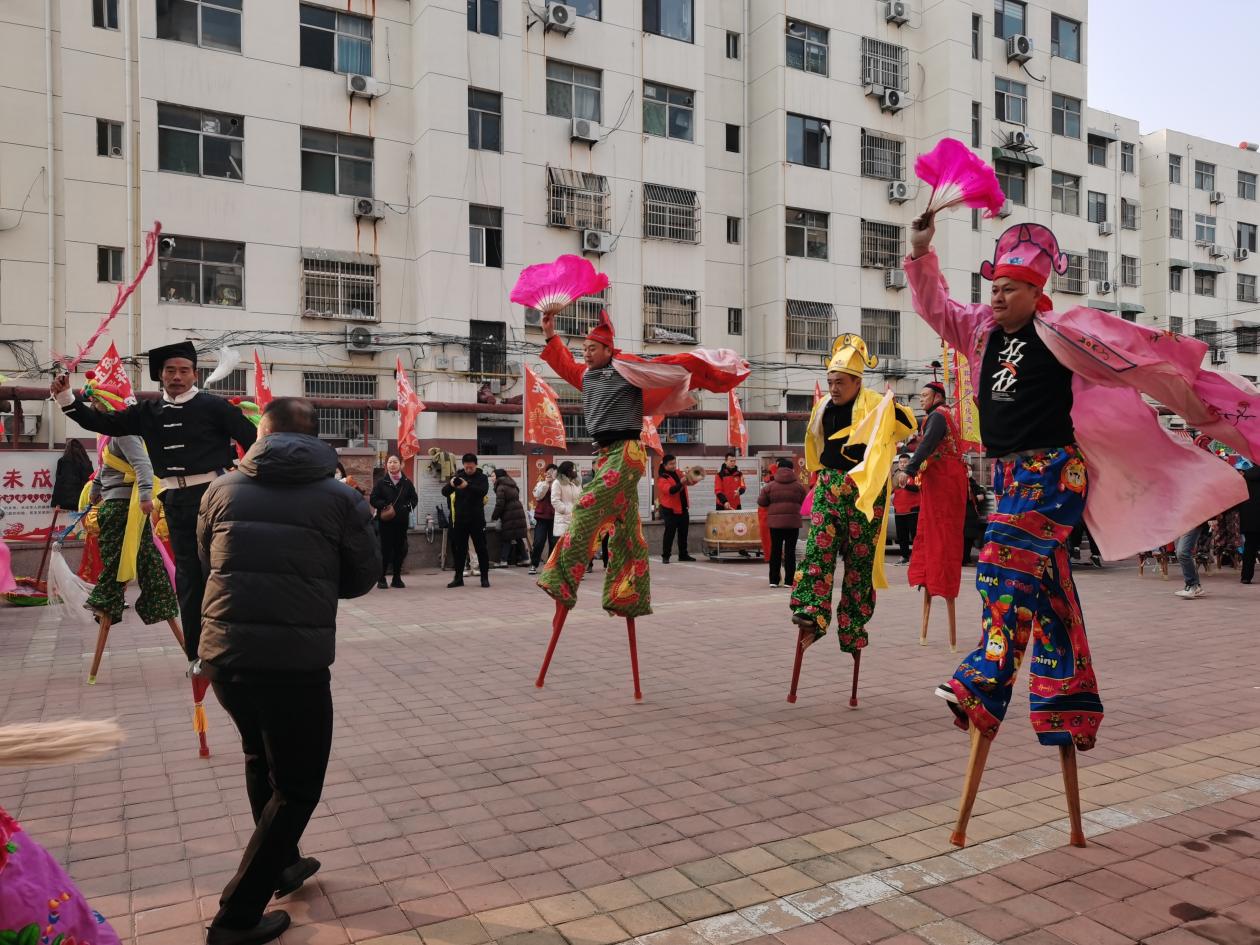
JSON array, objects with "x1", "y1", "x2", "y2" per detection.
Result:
[
  {"x1": 1240, "y1": 461, "x2": 1260, "y2": 585},
  {"x1": 370, "y1": 455, "x2": 417, "y2": 589},
  {"x1": 529, "y1": 464, "x2": 558, "y2": 575},
  {"x1": 550, "y1": 461, "x2": 582, "y2": 538},
  {"x1": 492, "y1": 468, "x2": 529, "y2": 566},
  {"x1": 442, "y1": 453, "x2": 490, "y2": 588},
  {"x1": 335, "y1": 462, "x2": 368, "y2": 499},
  {"x1": 52, "y1": 439, "x2": 94, "y2": 512},
  {"x1": 962, "y1": 468, "x2": 986, "y2": 565},
  {"x1": 758, "y1": 458, "x2": 806, "y2": 587},
  {"x1": 656, "y1": 454, "x2": 694, "y2": 563},
  {"x1": 714, "y1": 452, "x2": 746, "y2": 510},
  {"x1": 892, "y1": 457, "x2": 920, "y2": 565}
]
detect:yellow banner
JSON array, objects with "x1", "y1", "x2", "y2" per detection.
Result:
[{"x1": 943, "y1": 344, "x2": 983, "y2": 452}]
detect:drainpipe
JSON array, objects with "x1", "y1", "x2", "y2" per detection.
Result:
[
  {"x1": 45, "y1": 0, "x2": 56, "y2": 447},
  {"x1": 123, "y1": 0, "x2": 136, "y2": 368},
  {"x1": 743, "y1": 0, "x2": 750, "y2": 409}
]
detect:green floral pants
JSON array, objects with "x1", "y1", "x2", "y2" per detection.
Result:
[{"x1": 84, "y1": 499, "x2": 180, "y2": 625}]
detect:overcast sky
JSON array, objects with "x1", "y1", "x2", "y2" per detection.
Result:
[{"x1": 1087, "y1": 0, "x2": 1260, "y2": 144}]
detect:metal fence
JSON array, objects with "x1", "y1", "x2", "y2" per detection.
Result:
[{"x1": 303, "y1": 371, "x2": 378, "y2": 439}]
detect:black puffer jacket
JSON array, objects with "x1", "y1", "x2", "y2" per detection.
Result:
[
  {"x1": 196, "y1": 433, "x2": 380, "y2": 682},
  {"x1": 492, "y1": 473, "x2": 529, "y2": 541},
  {"x1": 370, "y1": 473, "x2": 418, "y2": 527},
  {"x1": 1241, "y1": 466, "x2": 1260, "y2": 533}
]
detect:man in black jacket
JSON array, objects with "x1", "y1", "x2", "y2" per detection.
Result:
[
  {"x1": 442, "y1": 452, "x2": 490, "y2": 588},
  {"x1": 197, "y1": 397, "x2": 379, "y2": 945},
  {"x1": 51, "y1": 341, "x2": 257, "y2": 661}
]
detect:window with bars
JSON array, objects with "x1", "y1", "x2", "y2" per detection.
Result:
[
  {"x1": 1240, "y1": 171, "x2": 1258, "y2": 201},
  {"x1": 643, "y1": 286, "x2": 699, "y2": 343},
  {"x1": 643, "y1": 184, "x2": 700, "y2": 242},
  {"x1": 995, "y1": 77, "x2": 1027, "y2": 125},
  {"x1": 786, "y1": 113, "x2": 829, "y2": 169},
  {"x1": 1051, "y1": 171, "x2": 1080, "y2": 215},
  {"x1": 1088, "y1": 249, "x2": 1108, "y2": 284},
  {"x1": 1053, "y1": 252, "x2": 1086, "y2": 293},
  {"x1": 1087, "y1": 191, "x2": 1108, "y2": 224},
  {"x1": 859, "y1": 220, "x2": 904, "y2": 269},
  {"x1": 727, "y1": 307, "x2": 743, "y2": 335},
  {"x1": 660, "y1": 416, "x2": 701, "y2": 444},
  {"x1": 196, "y1": 366, "x2": 247, "y2": 396},
  {"x1": 1194, "y1": 321, "x2": 1219, "y2": 361},
  {"x1": 1195, "y1": 213, "x2": 1216, "y2": 243},
  {"x1": 553, "y1": 382, "x2": 589, "y2": 441},
  {"x1": 786, "y1": 393, "x2": 812, "y2": 444},
  {"x1": 302, "y1": 253, "x2": 378, "y2": 321},
  {"x1": 971, "y1": 273, "x2": 982, "y2": 303},
  {"x1": 547, "y1": 168, "x2": 610, "y2": 232},
  {"x1": 1237, "y1": 325, "x2": 1260, "y2": 355},
  {"x1": 1121, "y1": 199, "x2": 1139, "y2": 230},
  {"x1": 786, "y1": 20, "x2": 828, "y2": 75},
  {"x1": 786, "y1": 208, "x2": 829, "y2": 260},
  {"x1": 860, "y1": 37, "x2": 908, "y2": 91},
  {"x1": 1238, "y1": 275, "x2": 1259, "y2": 305},
  {"x1": 860, "y1": 130, "x2": 904, "y2": 180},
  {"x1": 1169, "y1": 154, "x2": 1182, "y2": 184},
  {"x1": 1121, "y1": 142, "x2": 1135, "y2": 174},
  {"x1": 785, "y1": 300, "x2": 835, "y2": 354},
  {"x1": 1121, "y1": 256, "x2": 1140, "y2": 287},
  {"x1": 1170, "y1": 208, "x2": 1183, "y2": 240},
  {"x1": 1051, "y1": 93, "x2": 1081, "y2": 138},
  {"x1": 469, "y1": 320, "x2": 508, "y2": 378},
  {"x1": 303, "y1": 372, "x2": 377, "y2": 440},
  {"x1": 1195, "y1": 160, "x2": 1216, "y2": 191},
  {"x1": 1170, "y1": 316, "x2": 1184, "y2": 335},
  {"x1": 1170, "y1": 269, "x2": 1183, "y2": 293},
  {"x1": 550, "y1": 290, "x2": 608, "y2": 337},
  {"x1": 1194, "y1": 272, "x2": 1217, "y2": 297},
  {"x1": 860, "y1": 308, "x2": 900, "y2": 358}
]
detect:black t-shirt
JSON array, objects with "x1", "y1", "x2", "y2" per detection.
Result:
[
  {"x1": 819, "y1": 397, "x2": 915, "y2": 471},
  {"x1": 977, "y1": 321, "x2": 1075, "y2": 457}
]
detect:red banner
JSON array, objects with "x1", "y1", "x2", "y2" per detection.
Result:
[
  {"x1": 395, "y1": 357, "x2": 425, "y2": 462},
  {"x1": 813, "y1": 380, "x2": 824, "y2": 407},
  {"x1": 524, "y1": 364, "x2": 567, "y2": 449},
  {"x1": 640, "y1": 414, "x2": 664, "y2": 457},
  {"x1": 93, "y1": 342, "x2": 134, "y2": 404},
  {"x1": 253, "y1": 350, "x2": 273, "y2": 408},
  {"x1": 727, "y1": 388, "x2": 747, "y2": 455}
]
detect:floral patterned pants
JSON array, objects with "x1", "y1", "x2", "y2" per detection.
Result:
[
  {"x1": 790, "y1": 469, "x2": 884, "y2": 654},
  {"x1": 84, "y1": 499, "x2": 180, "y2": 625},
  {"x1": 537, "y1": 440, "x2": 652, "y2": 618}
]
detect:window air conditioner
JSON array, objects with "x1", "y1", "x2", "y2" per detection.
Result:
[
  {"x1": 582, "y1": 229, "x2": 613, "y2": 254},
  {"x1": 524, "y1": 309, "x2": 543, "y2": 326},
  {"x1": 1006, "y1": 34, "x2": 1033, "y2": 63},
  {"x1": 884, "y1": 1, "x2": 909, "y2": 25},
  {"x1": 1236, "y1": 247, "x2": 1251, "y2": 261},
  {"x1": 885, "y1": 269, "x2": 907, "y2": 290},
  {"x1": 887, "y1": 180, "x2": 911, "y2": 203},
  {"x1": 347, "y1": 74, "x2": 386, "y2": 99},
  {"x1": 571, "y1": 117, "x2": 600, "y2": 144},
  {"x1": 345, "y1": 326, "x2": 380, "y2": 352},
  {"x1": 1094, "y1": 280, "x2": 1113, "y2": 295},
  {"x1": 1209, "y1": 244, "x2": 1228, "y2": 258},
  {"x1": 1211, "y1": 349, "x2": 1228, "y2": 364},
  {"x1": 544, "y1": 3, "x2": 576, "y2": 32},
  {"x1": 352, "y1": 197, "x2": 386, "y2": 220},
  {"x1": 1209, "y1": 190, "x2": 1225, "y2": 204},
  {"x1": 1098, "y1": 221, "x2": 1114, "y2": 236},
  {"x1": 1005, "y1": 130, "x2": 1034, "y2": 151},
  {"x1": 880, "y1": 88, "x2": 905, "y2": 113}
]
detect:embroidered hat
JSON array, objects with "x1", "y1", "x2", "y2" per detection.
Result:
[
  {"x1": 585, "y1": 310, "x2": 617, "y2": 350},
  {"x1": 826, "y1": 333, "x2": 878, "y2": 377},
  {"x1": 980, "y1": 223, "x2": 1070, "y2": 313},
  {"x1": 147, "y1": 340, "x2": 198, "y2": 382}
]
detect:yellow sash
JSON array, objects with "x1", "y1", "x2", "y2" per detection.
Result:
[{"x1": 101, "y1": 448, "x2": 146, "y2": 584}]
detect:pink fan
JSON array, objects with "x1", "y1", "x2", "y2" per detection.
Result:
[
  {"x1": 914, "y1": 138, "x2": 1007, "y2": 218},
  {"x1": 511, "y1": 254, "x2": 610, "y2": 314}
]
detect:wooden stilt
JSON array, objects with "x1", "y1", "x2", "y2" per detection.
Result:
[
  {"x1": 787, "y1": 630, "x2": 807, "y2": 703},
  {"x1": 1059, "y1": 743, "x2": 1087, "y2": 847},
  {"x1": 167, "y1": 618, "x2": 185, "y2": 649},
  {"x1": 848, "y1": 650, "x2": 862, "y2": 708},
  {"x1": 87, "y1": 613, "x2": 112, "y2": 685},
  {"x1": 919, "y1": 588, "x2": 931, "y2": 645},
  {"x1": 946, "y1": 597, "x2": 957, "y2": 652},
  {"x1": 535, "y1": 600, "x2": 569, "y2": 688},
  {"x1": 950, "y1": 724, "x2": 992, "y2": 847},
  {"x1": 626, "y1": 618, "x2": 642, "y2": 700}
]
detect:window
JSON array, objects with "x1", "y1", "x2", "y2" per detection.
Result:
[
  {"x1": 1170, "y1": 270, "x2": 1182, "y2": 293},
  {"x1": 546, "y1": 61, "x2": 601, "y2": 122},
  {"x1": 971, "y1": 273, "x2": 982, "y2": 304},
  {"x1": 157, "y1": 104, "x2": 243, "y2": 180},
  {"x1": 786, "y1": 300, "x2": 835, "y2": 354},
  {"x1": 574, "y1": 0, "x2": 600, "y2": 18},
  {"x1": 1170, "y1": 208, "x2": 1183, "y2": 240},
  {"x1": 156, "y1": 0, "x2": 242, "y2": 52},
  {"x1": 993, "y1": 0, "x2": 1025, "y2": 38},
  {"x1": 860, "y1": 130, "x2": 904, "y2": 180},
  {"x1": 786, "y1": 20, "x2": 828, "y2": 75},
  {"x1": 1087, "y1": 191, "x2": 1108, "y2": 224},
  {"x1": 787, "y1": 113, "x2": 829, "y2": 169},
  {"x1": 643, "y1": 184, "x2": 700, "y2": 242},
  {"x1": 97, "y1": 247, "x2": 123, "y2": 283},
  {"x1": 547, "y1": 168, "x2": 610, "y2": 231},
  {"x1": 725, "y1": 124, "x2": 740, "y2": 154},
  {"x1": 467, "y1": 0, "x2": 500, "y2": 36},
  {"x1": 727, "y1": 307, "x2": 743, "y2": 335},
  {"x1": 93, "y1": 0, "x2": 119, "y2": 29},
  {"x1": 1087, "y1": 134, "x2": 1108, "y2": 167},
  {"x1": 1238, "y1": 275, "x2": 1259, "y2": 305},
  {"x1": 302, "y1": 252, "x2": 378, "y2": 321},
  {"x1": 196, "y1": 366, "x2": 247, "y2": 395},
  {"x1": 1169, "y1": 154, "x2": 1182, "y2": 184},
  {"x1": 1088, "y1": 249, "x2": 1108, "y2": 284},
  {"x1": 1053, "y1": 253, "x2": 1085, "y2": 294},
  {"x1": 861, "y1": 38, "x2": 908, "y2": 92},
  {"x1": 859, "y1": 220, "x2": 904, "y2": 269},
  {"x1": 1051, "y1": 171, "x2": 1080, "y2": 216},
  {"x1": 300, "y1": 128, "x2": 372, "y2": 197},
  {"x1": 1169, "y1": 316, "x2": 1184, "y2": 334},
  {"x1": 726, "y1": 216, "x2": 741, "y2": 244},
  {"x1": 971, "y1": 101, "x2": 981, "y2": 148},
  {"x1": 1240, "y1": 222, "x2": 1258, "y2": 252},
  {"x1": 1194, "y1": 319, "x2": 1216, "y2": 346},
  {"x1": 303, "y1": 372, "x2": 377, "y2": 440},
  {"x1": 786, "y1": 209, "x2": 828, "y2": 260},
  {"x1": 1049, "y1": 94, "x2": 1081, "y2": 139},
  {"x1": 971, "y1": 13, "x2": 981, "y2": 60},
  {"x1": 643, "y1": 286, "x2": 699, "y2": 343},
  {"x1": 158, "y1": 236, "x2": 244, "y2": 306},
  {"x1": 994, "y1": 78, "x2": 1027, "y2": 125},
  {"x1": 529, "y1": 288, "x2": 607, "y2": 338},
  {"x1": 553, "y1": 383, "x2": 589, "y2": 442},
  {"x1": 1240, "y1": 171, "x2": 1258, "y2": 201},
  {"x1": 660, "y1": 417, "x2": 700, "y2": 444},
  {"x1": 1121, "y1": 142, "x2": 1135, "y2": 174},
  {"x1": 96, "y1": 120, "x2": 123, "y2": 157},
  {"x1": 1194, "y1": 272, "x2": 1217, "y2": 297},
  {"x1": 726, "y1": 31, "x2": 740, "y2": 59},
  {"x1": 1121, "y1": 198, "x2": 1139, "y2": 230},
  {"x1": 1121, "y1": 255, "x2": 1140, "y2": 287},
  {"x1": 786, "y1": 394, "x2": 812, "y2": 443},
  {"x1": 469, "y1": 205, "x2": 503, "y2": 268},
  {"x1": 468, "y1": 89, "x2": 502, "y2": 152},
  {"x1": 469, "y1": 320, "x2": 507, "y2": 378},
  {"x1": 1195, "y1": 160, "x2": 1216, "y2": 191},
  {"x1": 1050, "y1": 13, "x2": 1081, "y2": 61},
  {"x1": 995, "y1": 160, "x2": 1026, "y2": 206},
  {"x1": 1237, "y1": 324, "x2": 1260, "y2": 354},
  {"x1": 1195, "y1": 213, "x2": 1216, "y2": 244},
  {"x1": 972, "y1": 208, "x2": 980, "y2": 231},
  {"x1": 643, "y1": 82, "x2": 694, "y2": 141},
  {"x1": 300, "y1": 6, "x2": 372, "y2": 75},
  {"x1": 643, "y1": 0, "x2": 693, "y2": 43},
  {"x1": 861, "y1": 308, "x2": 900, "y2": 358}
]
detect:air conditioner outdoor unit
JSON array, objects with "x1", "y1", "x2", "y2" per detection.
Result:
[
  {"x1": 1209, "y1": 190, "x2": 1225, "y2": 204},
  {"x1": 887, "y1": 181, "x2": 911, "y2": 203},
  {"x1": 1094, "y1": 280, "x2": 1113, "y2": 295},
  {"x1": 1209, "y1": 244, "x2": 1228, "y2": 258},
  {"x1": 1211, "y1": 349, "x2": 1228, "y2": 364},
  {"x1": 345, "y1": 325, "x2": 380, "y2": 352},
  {"x1": 524, "y1": 309, "x2": 543, "y2": 326},
  {"x1": 996, "y1": 200, "x2": 1013, "y2": 218},
  {"x1": 582, "y1": 229, "x2": 613, "y2": 254},
  {"x1": 1098, "y1": 221, "x2": 1114, "y2": 236},
  {"x1": 1006, "y1": 33, "x2": 1033, "y2": 63},
  {"x1": 352, "y1": 197, "x2": 386, "y2": 220},
  {"x1": 1005, "y1": 129, "x2": 1034, "y2": 151},
  {"x1": 1236, "y1": 247, "x2": 1251, "y2": 261},
  {"x1": 544, "y1": 2, "x2": 576, "y2": 32},
  {"x1": 884, "y1": 1, "x2": 909, "y2": 25},
  {"x1": 885, "y1": 269, "x2": 907, "y2": 289},
  {"x1": 880, "y1": 88, "x2": 905, "y2": 113},
  {"x1": 571, "y1": 117, "x2": 600, "y2": 144},
  {"x1": 347, "y1": 74, "x2": 385, "y2": 98}
]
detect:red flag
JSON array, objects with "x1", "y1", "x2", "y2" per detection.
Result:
[
  {"x1": 252, "y1": 350, "x2": 273, "y2": 408},
  {"x1": 523, "y1": 364, "x2": 567, "y2": 449},
  {"x1": 395, "y1": 357, "x2": 424, "y2": 462},
  {"x1": 727, "y1": 388, "x2": 747, "y2": 455},
  {"x1": 92, "y1": 342, "x2": 134, "y2": 404},
  {"x1": 640, "y1": 415, "x2": 664, "y2": 457},
  {"x1": 813, "y1": 380, "x2": 824, "y2": 406}
]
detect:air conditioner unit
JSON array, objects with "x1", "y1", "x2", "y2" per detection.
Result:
[
  {"x1": 347, "y1": 74, "x2": 386, "y2": 99},
  {"x1": 352, "y1": 197, "x2": 386, "y2": 220},
  {"x1": 882, "y1": 357, "x2": 907, "y2": 377},
  {"x1": 880, "y1": 88, "x2": 905, "y2": 113},
  {"x1": 524, "y1": 309, "x2": 543, "y2": 326},
  {"x1": 1005, "y1": 129, "x2": 1034, "y2": 151},
  {"x1": 582, "y1": 229, "x2": 613, "y2": 254},
  {"x1": 1209, "y1": 244, "x2": 1228, "y2": 258},
  {"x1": 1094, "y1": 280, "x2": 1113, "y2": 295},
  {"x1": 109, "y1": 145, "x2": 122, "y2": 157},
  {"x1": 1236, "y1": 247, "x2": 1251, "y2": 261},
  {"x1": 1211, "y1": 349, "x2": 1228, "y2": 364},
  {"x1": 1098, "y1": 221, "x2": 1114, "y2": 236},
  {"x1": 885, "y1": 269, "x2": 907, "y2": 289},
  {"x1": 345, "y1": 325, "x2": 380, "y2": 352},
  {"x1": 544, "y1": 2, "x2": 576, "y2": 32},
  {"x1": 884, "y1": 1, "x2": 909, "y2": 25},
  {"x1": 996, "y1": 199, "x2": 1012, "y2": 218},
  {"x1": 571, "y1": 117, "x2": 600, "y2": 144},
  {"x1": 887, "y1": 180, "x2": 911, "y2": 203},
  {"x1": 1209, "y1": 190, "x2": 1225, "y2": 204},
  {"x1": 1006, "y1": 33, "x2": 1033, "y2": 63}
]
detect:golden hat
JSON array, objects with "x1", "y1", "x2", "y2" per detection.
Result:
[{"x1": 825, "y1": 333, "x2": 878, "y2": 377}]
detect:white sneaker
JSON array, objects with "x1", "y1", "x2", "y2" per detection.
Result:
[
  {"x1": 769, "y1": 582, "x2": 780, "y2": 587},
  {"x1": 1174, "y1": 584, "x2": 1205, "y2": 599}
]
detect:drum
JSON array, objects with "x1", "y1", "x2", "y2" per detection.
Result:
[{"x1": 703, "y1": 509, "x2": 762, "y2": 558}]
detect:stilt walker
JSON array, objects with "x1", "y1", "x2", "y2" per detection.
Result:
[
  {"x1": 788, "y1": 335, "x2": 917, "y2": 706},
  {"x1": 906, "y1": 137, "x2": 1260, "y2": 848}
]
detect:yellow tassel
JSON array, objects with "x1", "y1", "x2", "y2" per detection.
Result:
[{"x1": 193, "y1": 703, "x2": 207, "y2": 734}]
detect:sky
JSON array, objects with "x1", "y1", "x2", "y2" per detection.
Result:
[{"x1": 1086, "y1": 0, "x2": 1260, "y2": 144}]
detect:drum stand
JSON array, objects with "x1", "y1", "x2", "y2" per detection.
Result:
[
  {"x1": 919, "y1": 588, "x2": 958, "y2": 652},
  {"x1": 536, "y1": 600, "x2": 642, "y2": 700}
]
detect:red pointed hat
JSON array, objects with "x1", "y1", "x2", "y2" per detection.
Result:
[
  {"x1": 980, "y1": 223, "x2": 1069, "y2": 313},
  {"x1": 586, "y1": 310, "x2": 617, "y2": 350}
]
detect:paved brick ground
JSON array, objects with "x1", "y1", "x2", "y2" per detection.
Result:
[{"x1": 1, "y1": 552, "x2": 1258, "y2": 945}]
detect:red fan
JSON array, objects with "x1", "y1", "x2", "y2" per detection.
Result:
[
  {"x1": 915, "y1": 138, "x2": 1007, "y2": 218},
  {"x1": 510, "y1": 254, "x2": 610, "y2": 314}
]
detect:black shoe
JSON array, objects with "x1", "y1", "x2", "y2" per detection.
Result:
[
  {"x1": 679, "y1": 555, "x2": 697, "y2": 562},
  {"x1": 935, "y1": 682, "x2": 969, "y2": 726},
  {"x1": 447, "y1": 579, "x2": 464, "y2": 588},
  {"x1": 661, "y1": 556, "x2": 670, "y2": 564},
  {"x1": 376, "y1": 578, "x2": 388, "y2": 589},
  {"x1": 207, "y1": 911, "x2": 291, "y2": 945},
  {"x1": 276, "y1": 857, "x2": 320, "y2": 898},
  {"x1": 391, "y1": 576, "x2": 405, "y2": 588},
  {"x1": 1089, "y1": 554, "x2": 1102, "y2": 568},
  {"x1": 480, "y1": 576, "x2": 490, "y2": 587}
]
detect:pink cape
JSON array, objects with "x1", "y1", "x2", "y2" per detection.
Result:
[{"x1": 906, "y1": 249, "x2": 1256, "y2": 560}]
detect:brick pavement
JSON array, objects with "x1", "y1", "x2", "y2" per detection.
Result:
[{"x1": 0, "y1": 554, "x2": 1257, "y2": 945}]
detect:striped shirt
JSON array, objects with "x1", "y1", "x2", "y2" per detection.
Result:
[{"x1": 582, "y1": 365, "x2": 644, "y2": 443}]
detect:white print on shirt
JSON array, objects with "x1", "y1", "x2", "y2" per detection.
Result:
[{"x1": 991, "y1": 336, "x2": 1027, "y2": 400}]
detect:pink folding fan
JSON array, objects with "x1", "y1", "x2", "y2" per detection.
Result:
[{"x1": 914, "y1": 137, "x2": 1007, "y2": 218}]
